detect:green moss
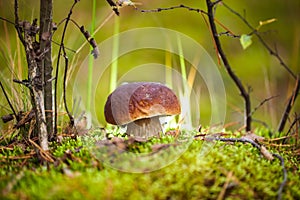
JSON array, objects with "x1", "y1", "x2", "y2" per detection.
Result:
[{"x1": 0, "y1": 131, "x2": 299, "y2": 199}]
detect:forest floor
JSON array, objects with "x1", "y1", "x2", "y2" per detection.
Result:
[{"x1": 1, "y1": 127, "x2": 299, "y2": 199}]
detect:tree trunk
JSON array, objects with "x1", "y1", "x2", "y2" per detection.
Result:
[
  {"x1": 22, "y1": 21, "x2": 49, "y2": 151},
  {"x1": 39, "y1": 0, "x2": 54, "y2": 140}
]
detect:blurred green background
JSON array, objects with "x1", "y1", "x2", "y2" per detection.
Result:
[{"x1": 0, "y1": 0, "x2": 299, "y2": 133}]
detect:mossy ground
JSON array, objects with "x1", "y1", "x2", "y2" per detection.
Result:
[{"x1": 0, "y1": 129, "x2": 299, "y2": 200}]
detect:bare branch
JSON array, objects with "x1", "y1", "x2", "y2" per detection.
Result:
[
  {"x1": 141, "y1": 4, "x2": 207, "y2": 14},
  {"x1": 205, "y1": 136, "x2": 261, "y2": 148},
  {"x1": 54, "y1": 0, "x2": 79, "y2": 137},
  {"x1": 0, "y1": 81, "x2": 18, "y2": 120},
  {"x1": 55, "y1": 19, "x2": 100, "y2": 57},
  {"x1": 222, "y1": 2, "x2": 297, "y2": 80},
  {"x1": 62, "y1": 47, "x2": 75, "y2": 127},
  {"x1": 52, "y1": 1, "x2": 100, "y2": 138},
  {"x1": 220, "y1": 2, "x2": 300, "y2": 134},
  {"x1": 79, "y1": 25, "x2": 99, "y2": 59},
  {"x1": 14, "y1": 0, "x2": 25, "y2": 46},
  {"x1": 206, "y1": 0, "x2": 252, "y2": 131},
  {"x1": 106, "y1": 0, "x2": 120, "y2": 15},
  {"x1": 277, "y1": 76, "x2": 300, "y2": 133},
  {"x1": 250, "y1": 95, "x2": 279, "y2": 117},
  {"x1": 283, "y1": 113, "x2": 300, "y2": 144},
  {"x1": 272, "y1": 153, "x2": 288, "y2": 200},
  {"x1": 51, "y1": 40, "x2": 77, "y2": 53},
  {"x1": 0, "y1": 17, "x2": 15, "y2": 25}
]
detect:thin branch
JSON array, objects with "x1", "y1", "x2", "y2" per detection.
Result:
[
  {"x1": 79, "y1": 25, "x2": 99, "y2": 59},
  {"x1": 222, "y1": 2, "x2": 297, "y2": 80},
  {"x1": 220, "y1": 2, "x2": 300, "y2": 134},
  {"x1": 54, "y1": 0, "x2": 79, "y2": 137},
  {"x1": 212, "y1": 0, "x2": 223, "y2": 6},
  {"x1": 277, "y1": 76, "x2": 300, "y2": 133},
  {"x1": 140, "y1": 4, "x2": 236, "y2": 66},
  {"x1": 62, "y1": 47, "x2": 75, "y2": 126},
  {"x1": 0, "y1": 17, "x2": 15, "y2": 25},
  {"x1": 54, "y1": 19, "x2": 99, "y2": 56},
  {"x1": 106, "y1": 0, "x2": 120, "y2": 16},
  {"x1": 14, "y1": 109, "x2": 35, "y2": 129},
  {"x1": 14, "y1": 0, "x2": 25, "y2": 46},
  {"x1": 250, "y1": 95, "x2": 279, "y2": 117},
  {"x1": 286, "y1": 114, "x2": 300, "y2": 135},
  {"x1": 200, "y1": 9, "x2": 221, "y2": 65},
  {"x1": 53, "y1": 1, "x2": 99, "y2": 137},
  {"x1": 141, "y1": 4, "x2": 236, "y2": 36},
  {"x1": 51, "y1": 40, "x2": 77, "y2": 53},
  {"x1": 27, "y1": 120, "x2": 54, "y2": 162},
  {"x1": 1, "y1": 15, "x2": 81, "y2": 56},
  {"x1": 0, "y1": 81, "x2": 18, "y2": 120},
  {"x1": 206, "y1": 136, "x2": 261, "y2": 148},
  {"x1": 206, "y1": 0, "x2": 252, "y2": 131},
  {"x1": 28, "y1": 138, "x2": 54, "y2": 162},
  {"x1": 141, "y1": 4, "x2": 207, "y2": 14},
  {"x1": 272, "y1": 153, "x2": 288, "y2": 200}
]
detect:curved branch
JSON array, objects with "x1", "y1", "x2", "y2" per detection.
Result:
[
  {"x1": 222, "y1": 2, "x2": 297, "y2": 80},
  {"x1": 206, "y1": 0, "x2": 252, "y2": 131},
  {"x1": 54, "y1": 1, "x2": 79, "y2": 137},
  {"x1": 277, "y1": 76, "x2": 300, "y2": 133},
  {"x1": 62, "y1": 49, "x2": 74, "y2": 127}
]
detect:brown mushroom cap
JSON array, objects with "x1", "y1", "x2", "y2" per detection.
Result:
[{"x1": 104, "y1": 82, "x2": 181, "y2": 125}]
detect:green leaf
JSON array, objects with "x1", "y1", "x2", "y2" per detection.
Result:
[{"x1": 240, "y1": 34, "x2": 252, "y2": 49}]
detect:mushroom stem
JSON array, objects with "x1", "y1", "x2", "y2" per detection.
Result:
[{"x1": 126, "y1": 116, "x2": 162, "y2": 140}]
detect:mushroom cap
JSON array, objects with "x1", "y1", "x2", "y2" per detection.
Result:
[{"x1": 104, "y1": 82, "x2": 181, "y2": 125}]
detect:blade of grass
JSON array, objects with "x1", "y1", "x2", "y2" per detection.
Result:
[
  {"x1": 1, "y1": 22, "x2": 29, "y2": 113},
  {"x1": 86, "y1": 0, "x2": 97, "y2": 116},
  {"x1": 187, "y1": 65, "x2": 196, "y2": 91},
  {"x1": 110, "y1": 16, "x2": 119, "y2": 93},
  {"x1": 176, "y1": 35, "x2": 192, "y2": 129},
  {"x1": 165, "y1": 50, "x2": 172, "y2": 89},
  {"x1": 177, "y1": 35, "x2": 187, "y2": 81},
  {"x1": 163, "y1": 49, "x2": 177, "y2": 130}
]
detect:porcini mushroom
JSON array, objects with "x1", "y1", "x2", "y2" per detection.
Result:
[{"x1": 104, "y1": 82, "x2": 181, "y2": 140}]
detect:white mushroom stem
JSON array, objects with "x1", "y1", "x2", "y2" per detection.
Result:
[{"x1": 126, "y1": 116, "x2": 162, "y2": 140}]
